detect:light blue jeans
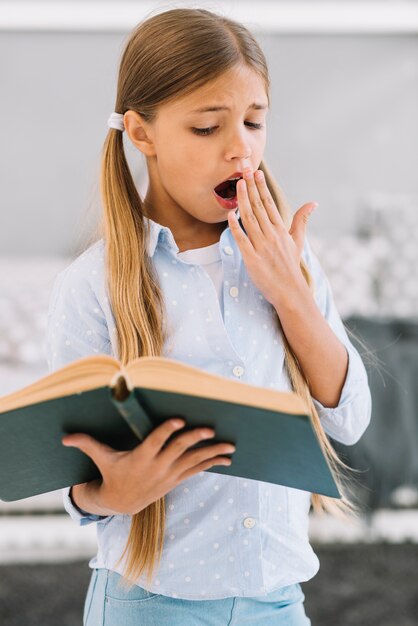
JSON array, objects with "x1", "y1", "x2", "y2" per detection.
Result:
[{"x1": 84, "y1": 568, "x2": 312, "y2": 625}]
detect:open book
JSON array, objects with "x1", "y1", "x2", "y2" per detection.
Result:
[{"x1": 0, "y1": 355, "x2": 340, "y2": 501}]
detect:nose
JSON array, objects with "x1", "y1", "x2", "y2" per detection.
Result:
[{"x1": 224, "y1": 127, "x2": 252, "y2": 163}]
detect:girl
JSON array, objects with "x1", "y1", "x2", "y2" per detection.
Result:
[{"x1": 46, "y1": 8, "x2": 371, "y2": 625}]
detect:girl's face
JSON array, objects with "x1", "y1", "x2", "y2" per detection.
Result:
[{"x1": 126, "y1": 64, "x2": 268, "y2": 240}]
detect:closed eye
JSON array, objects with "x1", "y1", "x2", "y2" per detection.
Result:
[{"x1": 192, "y1": 122, "x2": 264, "y2": 136}]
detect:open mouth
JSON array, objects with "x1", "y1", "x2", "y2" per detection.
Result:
[{"x1": 214, "y1": 176, "x2": 243, "y2": 199}]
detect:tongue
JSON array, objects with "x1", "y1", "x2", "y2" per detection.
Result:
[
  {"x1": 223, "y1": 186, "x2": 236, "y2": 199},
  {"x1": 214, "y1": 180, "x2": 230, "y2": 195},
  {"x1": 215, "y1": 179, "x2": 237, "y2": 199}
]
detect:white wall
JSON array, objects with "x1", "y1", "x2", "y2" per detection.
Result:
[{"x1": 1, "y1": 1, "x2": 417, "y2": 255}]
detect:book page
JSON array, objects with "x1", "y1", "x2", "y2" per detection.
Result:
[
  {"x1": 0, "y1": 355, "x2": 121, "y2": 413},
  {"x1": 125, "y1": 357, "x2": 309, "y2": 416}
]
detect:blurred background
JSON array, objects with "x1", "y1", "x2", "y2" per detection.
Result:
[{"x1": 0, "y1": 1, "x2": 417, "y2": 624}]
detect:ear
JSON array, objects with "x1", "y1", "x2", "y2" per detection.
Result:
[{"x1": 123, "y1": 110, "x2": 156, "y2": 157}]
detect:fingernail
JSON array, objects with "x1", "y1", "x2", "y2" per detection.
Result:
[
  {"x1": 254, "y1": 170, "x2": 263, "y2": 181},
  {"x1": 202, "y1": 429, "x2": 216, "y2": 438},
  {"x1": 171, "y1": 419, "x2": 184, "y2": 428},
  {"x1": 243, "y1": 168, "x2": 253, "y2": 179}
]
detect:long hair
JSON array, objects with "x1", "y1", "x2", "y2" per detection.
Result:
[{"x1": 93, "y1": 7, "x2": 367, "y2": 590}]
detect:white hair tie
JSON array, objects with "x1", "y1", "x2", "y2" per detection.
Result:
[{"x1": 107, "y1": 112, "x2": 125, "y2": 132}]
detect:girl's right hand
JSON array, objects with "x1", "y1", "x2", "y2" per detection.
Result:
[{"x1": 61, "y1": 419, "x2": 235, "y2": 515}]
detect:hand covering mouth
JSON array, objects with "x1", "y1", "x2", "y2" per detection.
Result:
[{"x1": 214, "y1": 174, "x2": 243, "y2": 199}]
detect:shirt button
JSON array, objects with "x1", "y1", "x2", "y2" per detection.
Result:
[
  {"x1": 229, "y1": 286, "x2": 239, "y2": 298},
  {"x1": 243, "y1": 517, "x2": 256, "y2": 529},
  {"x1": 232, "y1": 365, "x2": 244, "y2": 377},
  {"x1": 223, "y1": 246, "x2": 234, "y2": 255}
]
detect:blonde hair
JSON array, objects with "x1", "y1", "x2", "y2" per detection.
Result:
[{"x1": 92, "y1": 7, "x2": 367, "y2": 590}]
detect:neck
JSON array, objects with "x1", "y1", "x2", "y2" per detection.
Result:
[{"x1": 143, "y1": 198, "x2": 227, "y2": 253}]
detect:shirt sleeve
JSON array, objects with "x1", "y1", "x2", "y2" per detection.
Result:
[
  {"x1": 45, "y1": 266, "x2": 112, "y2": 373},
  {"x1": 46, "y1": 265, "x2": 114, "y2": 525},
  {"x1": 301, "y1": 235, "x2": 372, "y2": 446},
  {"x1": 62, "y1": 486, "x2": 113, "y2": 527}
]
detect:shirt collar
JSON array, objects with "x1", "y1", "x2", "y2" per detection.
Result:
[
  {"x1": 145, "y1": 216, "x2": 175, "y2": 257},
  {"x1": 144, "y1": 209, "x2": 243, "y2": 258}
]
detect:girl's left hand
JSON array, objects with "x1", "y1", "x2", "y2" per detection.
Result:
[{"x1": 227, "y1": 166, "x2": 318, "y2": 310}]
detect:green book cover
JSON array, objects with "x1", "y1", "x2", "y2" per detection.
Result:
[{"x1": 0, "y1": 357, "x2": 341, "y2": 502}]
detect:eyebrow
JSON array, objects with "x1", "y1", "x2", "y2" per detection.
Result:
[{"x1": 189, "y1": 102, "x2": 268, "y2": 113}]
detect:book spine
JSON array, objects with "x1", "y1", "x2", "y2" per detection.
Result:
[{"x1": 109, "y1": 390, "x2": 154, "y2": 442}]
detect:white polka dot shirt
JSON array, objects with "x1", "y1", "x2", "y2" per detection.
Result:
[{"x1": 45, "y1": 214, "x2": 371, "y2": 600}]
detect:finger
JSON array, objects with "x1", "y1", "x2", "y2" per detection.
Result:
[
  {"x1": 236, "y1": 173, "x2": 263, "y2": 247},
  {"x1": 228, "y1": 209, "x2": 253, "y2": 255},
  {"x1": 176, "y1": 454, "x2": 233, "y2": 482},
  {"x1": 174, "y1": 441, "x2": 235, "y2": 472},
  {"x1": 288, "y1": 203, "x2": 317, "y2": 254},
  {"x1": 157, "y1": 425, "x2": 217, "y2": 464},
  {"x1": 241, "y1": 168, "x2": 273, "y2": 238},
  {"x1": 140, "y1": 418, "x2": 186, "y2": 456},
  {"x1": 253, "y1": 169, "x2": 285, "y2": 229},
  {"x1": 61, "y1": 433, "x2": 116, "y2": 469}
]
